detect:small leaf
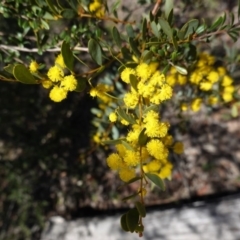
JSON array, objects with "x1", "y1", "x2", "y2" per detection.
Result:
[
  {"x1": 101, "y1": 139, "x2": 124, "y2": 145},
  {"x1": 209, "y1": 16, "x2": 223, "y2": 31},
  {"x1": 138, "y1": 128, "x2": 148, "y2": 146},
  {"x1": 158, "y1": 18, "x2": 173, "y2": 40},
  {"x1": 174, "y1": 65, "x2": 188, "y2": 75},
  {"x1": 231, "y1": 104, "x2": 238, "y2": 118},
  {"x1": 75, "y1": 77, "x2": 86, "y2": 92},
  {"x1": 145, "y1": 173, "x2": 165, "y2": 190},
  {"x1": 122, "y1": 192, "x2": 139, "y2": 201},
  {"x1": 118, "y1": 176, "x2": 142, "y2": 189},
  {"x1": 61, "y1": 8, "x2": 76, "y2": 19},
  {"x1": 13, "y1": 64, "x2": 37, "y2": 84},
  {"x1": 46, "y1": 0, "x2": 59, "y2": 14},
  {"x1": 135, "y1": 201, "x2": 146, "y2": 218},
  {"x1": 165, "y1": 0, "x2": 173, "y2": 19},
  {"x1": 121, "y1": 140, "x2": 135, "y2": 151},
  {"x1": 112, "y1": 26, "x2": 122, "y2": 47},
  {"x1": 4, "y1": 64, "x2": 15, "y2": 74},
  {"x1": 120, "y1": 214, "x2": 129, "y2": 232},
  {"x1": 61, "y1": 41, "x2": 74, "y2": 71},
  {"x1": 40, "y1": 19, "x2": 49, "y2": 30},
  {"x1": 142, "y1": 18, "x2": 147, "y2": 41},
  {"x1": 129, "y1": 37, "x2": 141, "y2": 58},
  {"x1": 88, "y1": 38, "x2": 102, "y2": 66},
  {"x1": 126, "y1": 208, "x2": 139, "y2": 232},
  {"x1": 117, "y1": 108, "x2": 136, "y2": 124},
  {"x1": 126, "y1": 24, "x2": 134, "y2": 38},
  {"x1": 121, "y1": 47, "x2": 132, "y2": 61},
  {"x1": 129, "y1": 74, "x2": 138, "y2": 91},
  {"x1": 151, "y1": 21, "x2": 160, "y2": 38},
  {"x1": 184, "y1": 19, "x2": 199, "y2": 38},
  {"x1": 142, "y1": 50, "x2": 153, "y2": 63}
]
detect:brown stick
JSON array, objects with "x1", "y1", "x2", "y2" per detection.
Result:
[{"x1": 152, "y1": 0, "x2": 162, "y2": 16}]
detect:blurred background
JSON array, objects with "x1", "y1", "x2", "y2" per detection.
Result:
[{"x1": 1, "y1": 0, "x2": 240, "y2": 240}]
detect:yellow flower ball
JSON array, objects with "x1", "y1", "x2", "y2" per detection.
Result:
[{"x1": 49, "y1": 86, "x2": 67, "y2": 102}]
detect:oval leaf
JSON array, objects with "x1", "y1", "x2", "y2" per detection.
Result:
[
  {"x1": 138, "y1": 128, "x2": 148, "y2": 146},
  {"x1": 112, "y1": 26, "x2": 122, "y2": 47},
  {"x1": 174, "y1": 65, "x2": 188, "y2": 75},
  {"x1": 13, "y1": 64, "x2": 37, "y2": 84},
  {"x1": 75, "y1": 77, "x2": 86, "y2": 92},
  {"x1": 145, "y1": 173, "x2": 165, "y2": 190},
  {"x1": 126, "y1": 208, "x2": 139, "y2": 233},
  {"x1": 135, "y1": 201, "x2": 146, "y2": 218},
  {"x1": 129, "y1": 74, "x2": 138, "y2": 91},
  {"x1": 61, "y1": 41, "x2": 74, "y2": 71},
  {"x1": 159, "y1": 18, "x2": 173, "y2": 40},
  {"x1": 88, "y1": 39, "x2": 102, "y2": 66},
  {"x1": 120, "y1": 214, "x2": 129, "y2": 232}
]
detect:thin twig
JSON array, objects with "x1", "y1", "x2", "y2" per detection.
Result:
[{"x1": 152, "y1": 0, "x2": 162, "y2": 16}]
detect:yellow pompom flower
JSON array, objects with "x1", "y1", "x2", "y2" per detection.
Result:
[
  {"x1": 123, "y1": 150, "x2": 140, "y2": 167},
  {"x1": 49, "y1": 86, "x2": 67, "y2": 102},
  {"x1": 136, "y1": 63, "x2": 152, "y2": 82},
  {"x1": 120, "y1": 119, "x2": 130, "y2": 126},
  {"x1": 146, "y1": 160, "x2": 161, "y2": 172},
  {"x1": 158, "y1": 162, "x2": 173, "y2": 179},
  {"x1": 200, "y1": 81, "x2": 213, "y2": 91},
  {"x1": 191, "y1": 98, "x2": 202, "y2": 112},
  {"x1": 173, "y1": 142, "x2": 184, "y2": 154},
  {"x1": 89, "y1": 0, "x2": 105, "y2": 17},
  {"x1": 55, "y1": 54, "x2": 66, "y2": 69},
  {"x1": 146, "y1": 139, "x2": 165, "y2": 159},
  {"x1": 116, "y1": 144, "x2": 127, "y2": 157},
  {"x1": 29, "y1": 60, "x2": 39, "y2": 73},
  {"x1": 207, "y1": 71, "x2": 219, "y2": 83},
  {"x1": 61, "y1": 75, "x2": 77, "y2": 91},
  {"x1": 107, "y1": 153, "x2": 122, "y2": 170},
  {"x1": 109, "y1": 112, "x2": 117, "y2": 122},
  {"x1": 221, "y1": 75, "x2": 233, "y2": 87},
  {"x1": 41, "y1": 79, "x2": 52, "y2": 89},
  {"x1": 123, "y1": 91, "x2": 139, "y2": 109},
  {"x1": 126, "y1": 124, "x2": 142, "y2": 145},
  {"x1": 121, "y1": 68, "x2": 136, "y2": 83},
  {"x1": 181, "y1": 103, "x2": 188, "y2": 111},
  {"x1": 47, "y1": 65, "x2": 64, "y2": 82},
  {"x1": 119, "y1": 168, "x2": 136, "y2": 182}
]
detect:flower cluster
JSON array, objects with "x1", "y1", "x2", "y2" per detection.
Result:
[
  {"x1": 89, "y1": 0, "x2": 105, "y2": 17},
  {"x1": 42, "y1": 54, "x2": 77, "y2": 102},
  {"x1": 105, "y1": 62, "x2": 183, "y2": 195},
  {"x1": 166, "y1": 53, "x2": 235, "y2": 111}
]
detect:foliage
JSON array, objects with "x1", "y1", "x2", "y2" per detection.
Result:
[{"x1": 1, "y1": 0, "x2": 240, "y2": 238}]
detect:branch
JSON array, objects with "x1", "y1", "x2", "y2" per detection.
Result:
[{"x1": 152, "y1": 0, "x2": 162, "y2": 16}]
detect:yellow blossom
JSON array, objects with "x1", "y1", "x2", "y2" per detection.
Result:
[
  {"x1": 158, "y1": 162, "x2": 173, "y2": 179},
  {"x1": 47, "y1": 65, "x2": 64, "y2": 82},
  {"x1": 107, "y1": 153, "x2": 122, "y2": 170},
  {"x1": 123, "y1": 91, "x2": 139, "y2": 109},
  {"x1": 29, "y1": 60, "x2": 39, "y2": 73},
  {"x1": 41, "y1": 79, "x2": 52, "y2": 89},
  {"x1": 109, "y1": 112, "x2": 117, "y2": 122},
  {"x1": 60, "y1": 75, "x2": 77, "y2": 91},
  {"x1": 146, "y1": 139, "x2": 165, "y2": 159},
  {"x1": 207, "y1": 71, "x2": 219, "y2": 83},
  {"x1": 121, "y1": 68, "x2": 136, "y2": 83},
  {"x1": 116, "y1": 144, "x2": 127, "y2": 157},
  {"x1": 123, "y1": 150, "x2": 140, "y2": 167},
  {"x1": 136, "y1": 63, "x2": 152, "y2": 81},
  {"x1": 55, "y1": 54, "x2": 66, "y2": 69},
  {"x1": 146, "y1": 160, "x2": 161, "y2": 172},
  {"x1": 119, "y1": 168, "x2": 136, "y2": 182},
  {"x1": 181, "y1": 103, "x2": 188, "y2": 111},
  {"x1": 49, "y1": 86, "x2": 67, "y2": 102},
  {"x1": 173, "y1": 142, "x2": 184, "y2": 154},
  {"x1": 89, "y1": 0, "x2": 105, "y2": 17},
  {"x1": 208, "y1": 96, "x2": 218, "y2": 105},
  {"x1": 221, "y1": 75, "x2": 233, "y2": 87},
  {"x1": 200, "y1": 81, "x2": 213, "y2": 91},
  {"x1": 191, "y1": 98, "x2": 202, "y2": 112}
]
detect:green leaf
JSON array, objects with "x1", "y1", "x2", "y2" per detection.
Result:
[
  {"x1": 118, "y1": 176, "x2": 142, "y2": 189},
  {"x1": 4, "y1": 64, "x2": 15, "y2": 74},
  {"x1": 142, "y1": 50, "x2": 153, "y2": 63},
  {"x1": 151, "y1": 21, "x2": 160, "y2": 38},
  {"x1": 209, "y1": 16, "x2": 224, "y2": 31},
  {"x1": 122, "y1": 192, "x2": 139, "y2": 201},
  {"x1": 145, "y1": 173, "x2": 165, "y2": 190},
  {"x1": 121, "y1": 47, "x2": 132, "y2": 61},
  {"x1": 165, "y1": 0, "x2": 173, "y2": 19},
  {"x1": 138, "y1": 128, "x2": 148, "y2": 146},
  {"x1": 117, "y1": 108, "x2": 136, "y2": 124},
  {"x1": 120, "y1": 214, "x2": 129, "y2": 232},
  {"x1": 46, "y1": 0, "x2": 59, "y2": 14},
  {"x1": 158, "y1": 18, "x2": 173, "y2": 40},
  {"x1": 174, "y1": 65, "x2": 188, "y2": 75},
  {"x1": 112, "y1": 26, "x2": 122, "y2": 47},
  {"x1": 40, "y1": 19, "x2": 49, "y2": 30},
  {"x1": 126, "y1": 208, "x2": 139, "y2": 232},
  {"x1": 129, "y1": 74, "x2": 138, "y2": 91},
  {"x1": 126, "y1": 24, "x2": 134, "y2": 38},
  {"x1": 121, "y1": 140, "x2": 135, "y2": 151},
  {"x1": 75, "y1": 77, "x2": 86, "y2": 92},
  {"x1": 13, "y1": 64, "x2": 37, "y2": 84},
  {"x1": 184, "y1": 19, "x2": 199, "y2": 38},
  {"x1": 129, "y1": 37, "x2": 141, "y2": 58},
  {"x1": 0, "y1": 70, "x2": 15, "y2": 81},
  {"x1": 142, "y1": 18, "x2": 147, "y2": 41},
  {"x1": 101, "y1": 139, "x2": 124, "y2": 145},
  {"x1": 61, "y1": 8, "x2": 76, "y2": 19},
  {"x1": 61, "y1": 41, "x2": 74, "y2": 71},
  {"x1": 135, "y1": 201, "x2": 146, "y2": 217},
  {"x1": 88, "y1": 39, "x2": 103, "y2": 66}
]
